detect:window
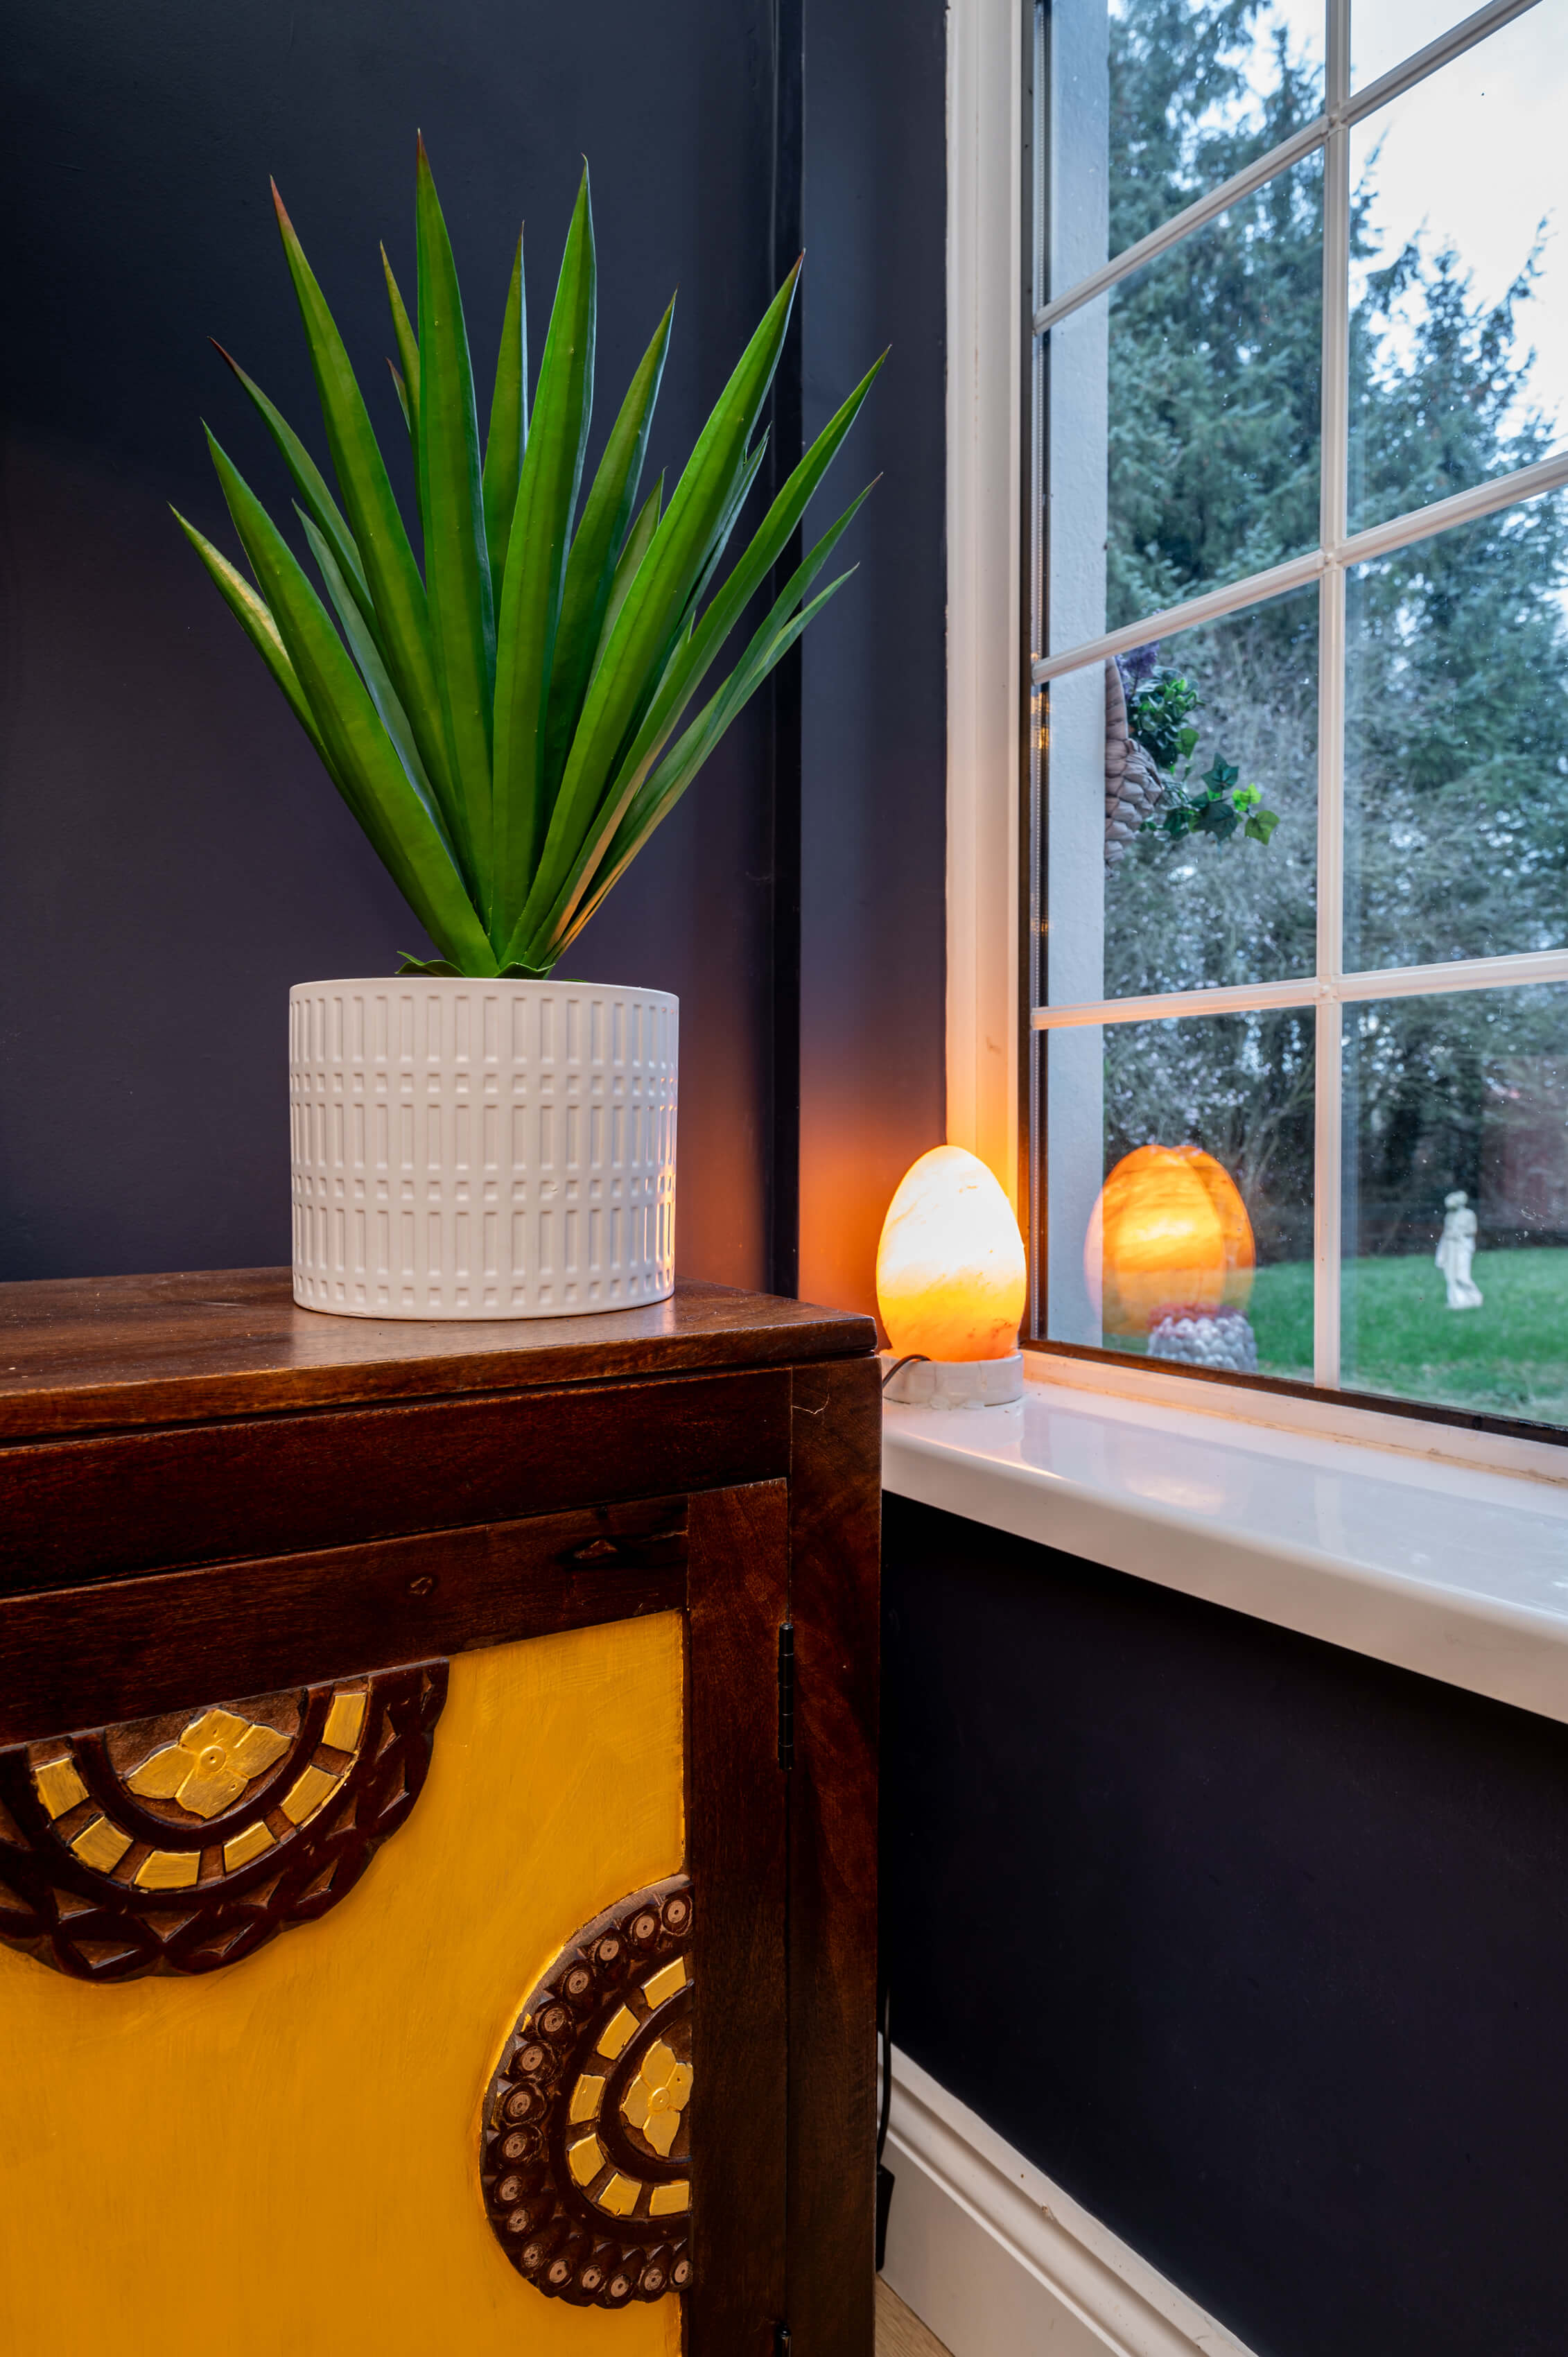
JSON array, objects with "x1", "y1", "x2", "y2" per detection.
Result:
[{"x1": 1026, "y1": 0, "x2": 1568, "y2": 1436}]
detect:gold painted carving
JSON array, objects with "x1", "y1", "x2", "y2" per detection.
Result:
[
  {"x1": 32, "y1": 1757, "x2": 88, "y2": 1819},
  {"x1": 480, "y1": 1875, "x2": 693, "y2": 2309},
  {"x1": 596, "y1": 2004, "x2": 638, "y2": 2060},
  {"x1": 621, "y1": 2039, "x2": 691, "y2": 2159},
  {"x1": 71, "y1": 1817, "x2": 132, "y2": 1873},
  {"x1": 123, "y1": 1707, "x2": 291, "y2": 1820},
  {"x1": 0, "y1": 1665, "x2": 448, "y2": 1981}
]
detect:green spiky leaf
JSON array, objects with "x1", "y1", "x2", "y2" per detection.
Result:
[
  {"x1": 491, "y1": 166, "x2": 597, "y2": 945},
  {"x1": 504, "y1": 257, "x2": 803, "y2": 965},
  {"x1": 271, "y1": 180, "x2": 458, "y2": 844},
  {"x1": 173, "y1": 507, "x2": 336, "y2": 770},
  {"x1": 207, "y1": 428, "x2": 494, "y2": 973},
  {"x1": 183, "y1": 150, "x2": 880, "y2": 979},
  {"x1": 415, "y1": 135, "x2": 496, "y2": 901},
  {"x1": 541, "y1": 297, "x2": 674, "y2": 800},
  {"x1": 483, "y1": 229, "x2": 529, "y2": 595},
  {"x1": 211, "y1": 340, "x2": 374, "y2": 626},
  {"x1": 381, "y1": 244, "x2": 421, "y2": 451}
]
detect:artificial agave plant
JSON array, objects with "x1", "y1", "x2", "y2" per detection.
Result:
[{"x1": 176, "y1": 141, "x2": 881, "y2": 977}]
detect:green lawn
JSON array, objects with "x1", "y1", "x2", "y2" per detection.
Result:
[
  {"x1": 1239, "y1": 1258, "x2": 1314, "y2": 1383},
  {"x1": 1257, "y1": 1249, "x2": 1568, "y2": 1420},
  {"x1": 1111, "y1": 1249, "x2": 1568, "y2": 1423}
]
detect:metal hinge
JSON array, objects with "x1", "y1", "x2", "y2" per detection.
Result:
[
  {"x1": 775, "y1": 2326, "x2": 792, "y2": 2356},
  {"x1": 777, "y1": 1621, "x2": 795, "y2": 1772}
]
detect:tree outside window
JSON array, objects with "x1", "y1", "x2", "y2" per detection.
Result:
[{"x1": 1031, "y1": 0, "x2": 1568, "y2": 1429}]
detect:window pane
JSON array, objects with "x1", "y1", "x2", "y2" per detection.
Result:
[
  {"x1": 1348, "y1": 4, "x2": 1568, "y2": 534},
  {"x1": 1054, "y1": 150, "x2": 1323, "y2": 643},
  {"x1": 1352, "y1": 2, "x2": 1490, "y2": 92},
  {"x1": 1343, "y1": 491, "x2": 1568, "y2": 973},
  {"x1": 1040, "y1": 1011, "x2": 1316, "y2": 1381},
  {"x1": 1101, "y1": 0, "x2": 1324, "y2": 273},
  {"x1": 1091, "y1": 584, "x2": 1318, "y2": 998},
  {"x1": 1342, "y1": 984, "x2": 1568, "y2": 1423}
]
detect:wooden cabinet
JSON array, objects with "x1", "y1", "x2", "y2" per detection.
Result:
[{"x1": 0, "y1": 1271, "x2": 880, "y2": 2357}]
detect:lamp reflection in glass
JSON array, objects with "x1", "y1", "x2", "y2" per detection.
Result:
[
  {"x1": 876, "y1": 1146, "x2": 1027, "y2": 1405},
  {"x1": 1086, "y1": 1144, "x2": 1259, "y2": 1373}
]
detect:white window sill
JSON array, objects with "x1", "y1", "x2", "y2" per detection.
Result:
[{"x1": 882, "y1": 1359, "x2": 1568, "y2": 1726}]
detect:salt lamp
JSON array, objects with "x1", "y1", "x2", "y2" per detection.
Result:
[
  {"x1": 876, "y1": 1146, "x2": 1027, "y2": 1363},
  {"x1": 1085, "y1": 1144, "x2": 1254, "y2": 1337}
]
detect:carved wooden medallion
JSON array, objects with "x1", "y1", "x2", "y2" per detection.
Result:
[
  {"x1": 0, "y1": 1663, "x2": 447, "y2": 1979},
  {"x1": 481, "y1": 1874, "x2": 694, "y2": 2308}
]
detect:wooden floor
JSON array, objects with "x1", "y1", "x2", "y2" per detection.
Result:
[{"x1": 876, "y1": 2276, "x2": 954, "y2": 2356}]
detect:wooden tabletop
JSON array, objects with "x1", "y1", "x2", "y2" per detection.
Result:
[{"x1": 0, "y1": 1269, "x2": 878, "y2": 1441}]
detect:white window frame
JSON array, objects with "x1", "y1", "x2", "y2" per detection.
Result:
[
  {"x1": 946, "y1": 0, "x2": 1568, "y2": 1483},
  {"x1": 947, "y1": 0, "x2": 1025, "y2": 1206}
]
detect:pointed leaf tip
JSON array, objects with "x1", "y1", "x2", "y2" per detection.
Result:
[{"x1": 270, "y1": 180, "x2": 301, "y2": 243}]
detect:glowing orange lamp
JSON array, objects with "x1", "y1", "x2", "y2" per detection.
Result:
[
  {"x1": 1084, "y1": 1144, "x2": 1254, "y2": 1337},
  {"x1": 877, "y1": 1146, "x2": 1027, "y2": 1405}
]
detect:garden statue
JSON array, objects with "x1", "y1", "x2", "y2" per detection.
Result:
[{"x1": 1436, "y1": 1190, "x2": 1483, "y2": 1310}]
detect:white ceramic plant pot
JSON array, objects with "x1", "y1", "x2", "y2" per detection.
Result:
[{"x1": 289, "y1": 977, "x2": 677, "y2": 1320}]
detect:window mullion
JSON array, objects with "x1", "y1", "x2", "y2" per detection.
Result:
[{"x1": 1314, "y1": 0, "x2": 1351, "y2": 1392}]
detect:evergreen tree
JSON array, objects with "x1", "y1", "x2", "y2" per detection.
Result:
[{"x1": 1106, "y1": 0, "x2": 1324, "y2": 629}]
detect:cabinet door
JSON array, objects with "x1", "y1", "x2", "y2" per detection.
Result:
[{"x1": 0, "y1": 1481, "x2": 788, "y2": 2357}]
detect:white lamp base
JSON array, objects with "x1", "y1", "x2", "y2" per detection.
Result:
[{"x1": 881, "y1": 1351, "x2": 1025, "y2": 1408}]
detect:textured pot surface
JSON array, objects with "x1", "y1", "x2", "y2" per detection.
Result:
[{"x1": 290, "y1": 979, "x2": 677, "y2": 1321}]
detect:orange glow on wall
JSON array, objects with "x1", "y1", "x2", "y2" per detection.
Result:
[
  {"x1": 876, "y1": 1146, "x2": 1027, "y2": 1362},
  {"x1": 1084, "y1": 1145, "x2": 1255, "y2": 1337}
]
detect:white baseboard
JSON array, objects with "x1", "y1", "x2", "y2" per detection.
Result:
[{"x1": 882, "y1": 2048, "x2": 1257, "y2": 2357}]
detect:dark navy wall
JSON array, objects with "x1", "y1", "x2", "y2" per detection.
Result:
[
  {"x1": 0, "y1": 0, "x2": 946, "y2": 1296},
  {"x1": 800, "y1": 0, "x2": 948, "y2": 1318},
  {"x1": 883, "y1": 1494, "x2": 1568, "y2": 2357}
]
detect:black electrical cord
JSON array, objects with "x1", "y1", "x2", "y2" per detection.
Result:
[{"x1": 880, "y1": 1353, "x2": 929, "y2": 1391}]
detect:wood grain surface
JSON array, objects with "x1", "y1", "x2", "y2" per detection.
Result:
[
  {"x1": 0, "y1": 1269, "x2": 876, "y2": 1439},
  {"x1": 787, "y1": 1356, "x2": 883, "y2": 2357},
  {"x1": 0, "y1": 1368, "x2": 790, "y2": 1594},
  {"x1": 687, "y1": 1481, "x2": 791, "y2": 2357},
  {"x1": 0, "y1": 1497, "x2": 689, "y2": 1744},
  {"x1": 876, "y1": 2281, "x2": 952, "y2": 2357}
]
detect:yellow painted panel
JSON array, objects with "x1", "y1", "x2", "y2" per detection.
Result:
[
  {"x1": 0, "y1": 1612, "x2": 686, "y2": 2357},
  {"x1": 649, "y1": 2181, "x2": 690, "y2": 2218}
]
